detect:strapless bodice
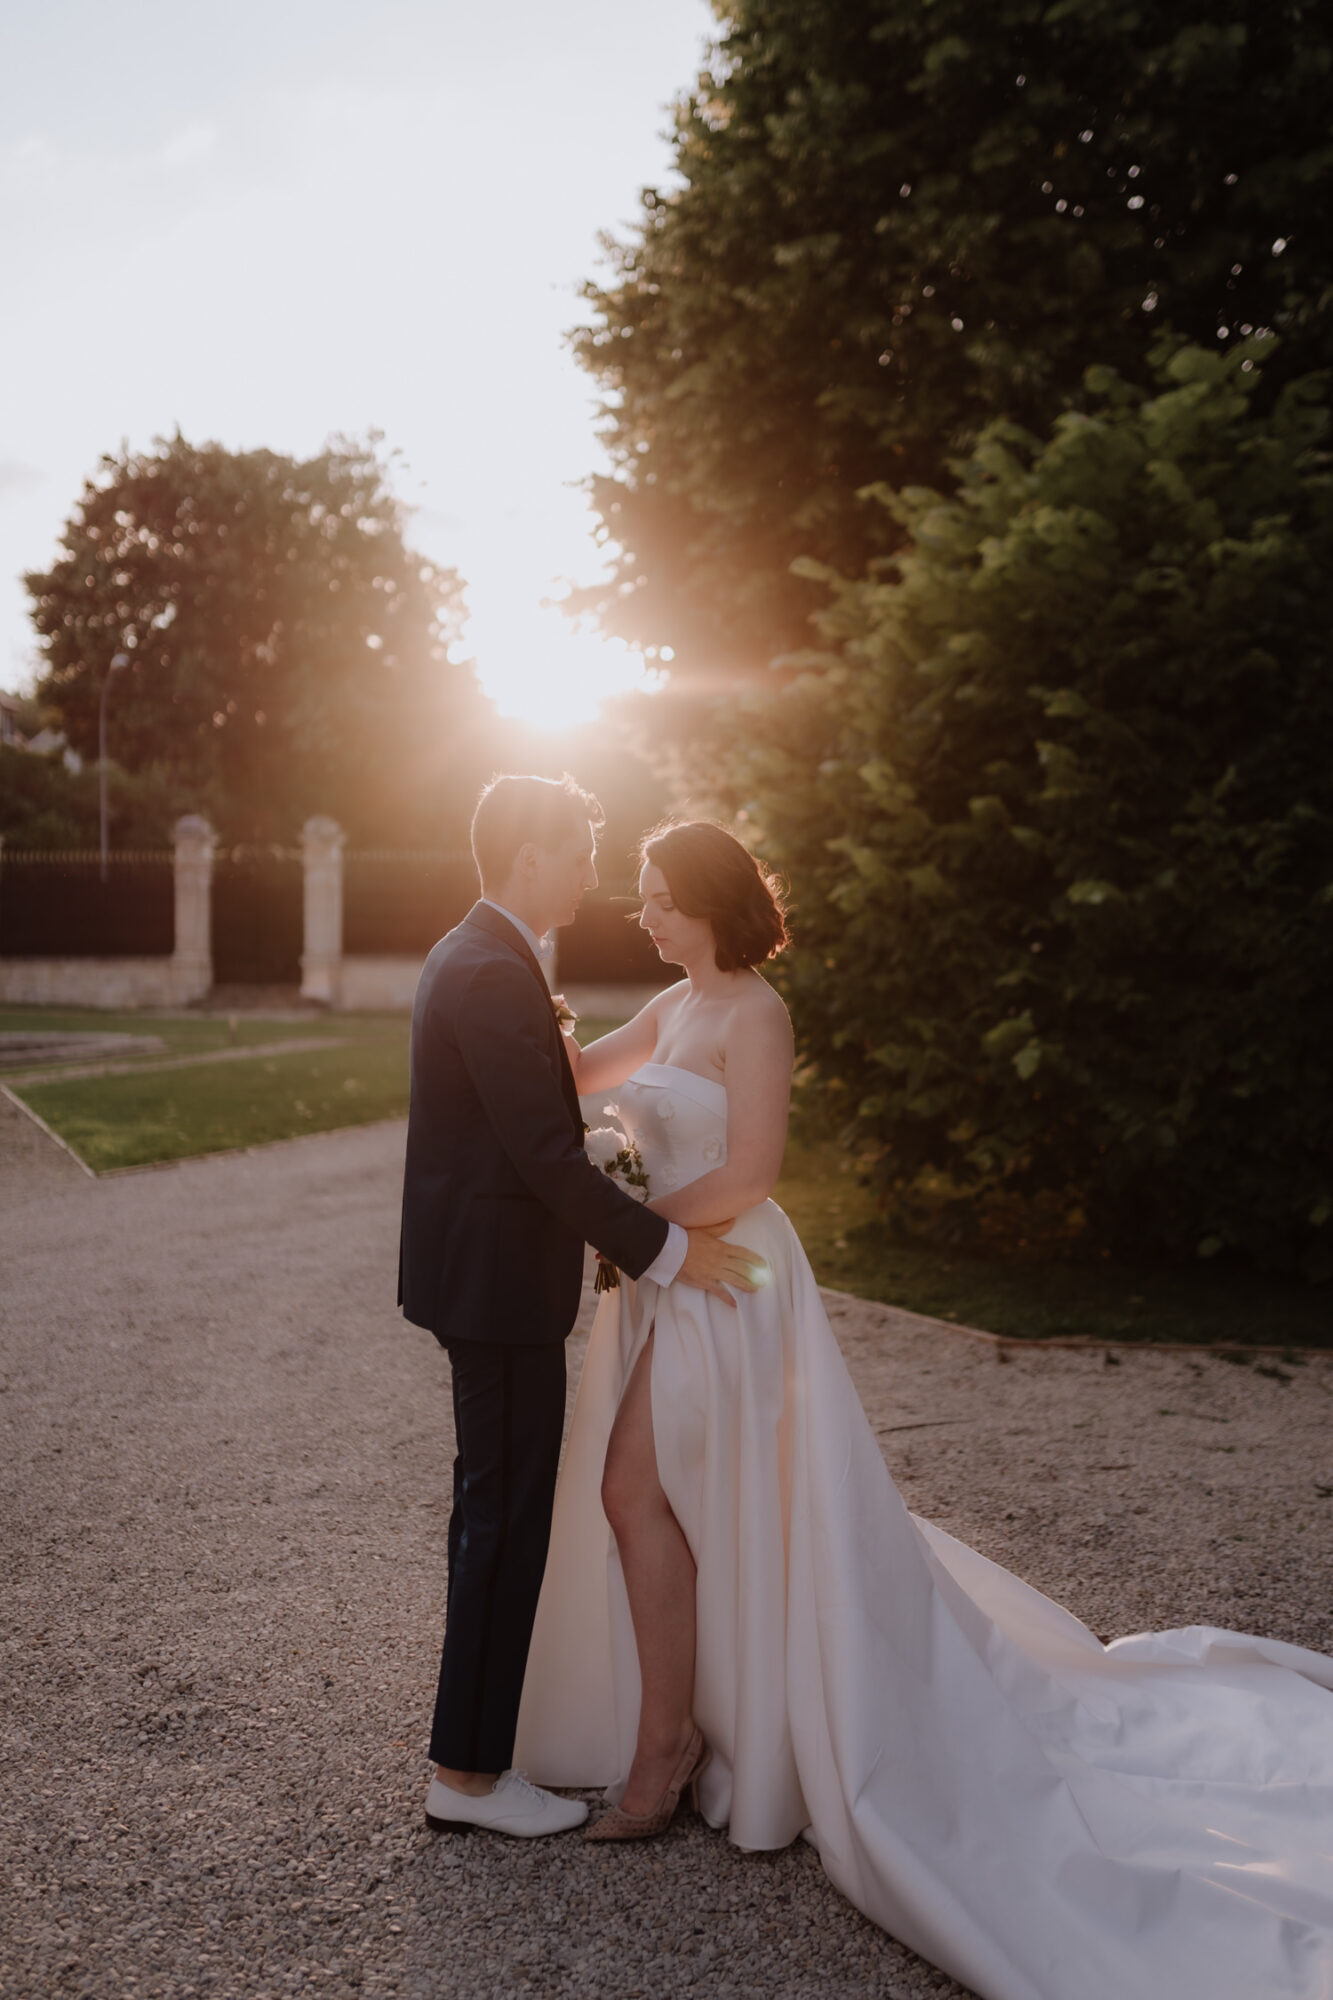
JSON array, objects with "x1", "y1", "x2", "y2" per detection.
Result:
[{"x1": 600, "y1": 1062, "x2": 728, "y2": 1199}]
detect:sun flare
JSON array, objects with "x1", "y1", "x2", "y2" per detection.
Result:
[{"x1": 467, "y1": 594, "x2": 662, "y2": 731}]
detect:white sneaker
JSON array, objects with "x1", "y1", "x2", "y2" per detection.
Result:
[{"x1": 424, "y1": 1768, "x2": 589, "y2": 1838}]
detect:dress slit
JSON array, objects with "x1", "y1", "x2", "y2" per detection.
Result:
[{"x1": 514, "y1": 1066, "x2": 1333, "y2": 2000}]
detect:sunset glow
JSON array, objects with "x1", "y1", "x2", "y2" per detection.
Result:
[
  {"x1": 0, "y1": 0, "x2": 714, "y2": 715},
  {"x1": 468, "y1": 599, "x2": 661, "y2": 731}
]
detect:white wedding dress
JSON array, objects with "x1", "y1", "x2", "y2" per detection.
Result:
[{"x1": 514, "y1": 1063, "x2": 1333, "y2": 2000}]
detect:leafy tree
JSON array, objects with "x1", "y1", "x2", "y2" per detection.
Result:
[
  {"x1": 578, "y1": 0, "x2": 1333, "y2": 686},
  {"x1": 25, "y1": 434, "x2": 489, "y2": 845},
  {"x1": 719, "y1": 341, "x2": 1333, "y2": 1276},
  {"x1": 0, "y1": 743, "x2": 180, "y2": 852}
]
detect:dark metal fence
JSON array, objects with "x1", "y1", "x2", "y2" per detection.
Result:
[
  {"x1": 0, "y1": 852, "x2": 174, "y2": 957},
  {"x1": 343, "y1": 852, "x2": 478, "y2": 955},
  {"x1": 211, "y1": 849, "x2": 303, "y2": 986},
  {"x1": 341, "y1": 855, "x2": 662, "y2": 982},
  {"x1": 558, "y1": 894, "x2": 664, "y2": 984},
  {"x1": 0, "y1": 842, "x2": 671, "y2": 986}
]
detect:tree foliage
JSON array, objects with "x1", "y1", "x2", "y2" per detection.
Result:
[
  {"x1": 578, "y1": 0, "x2": 1333, "y2": 686},
  {"x1": 0, "y1": 743, "x2": 179, "y2": 852},
  {"x1": 25, "y1": 434, "x2": 490, "y2": 845},
  {"x1": 720, "y1": 342, "x2": 1333, "y2": 1275}
]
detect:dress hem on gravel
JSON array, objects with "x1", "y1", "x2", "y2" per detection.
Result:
[{"x1": 515, "y1": 1064, "x2": 1333, "y2": 2000}]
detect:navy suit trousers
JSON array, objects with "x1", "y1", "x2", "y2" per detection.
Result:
[{"x1": 429, "y1": 1339, "x2": 567, "y2": 1772}]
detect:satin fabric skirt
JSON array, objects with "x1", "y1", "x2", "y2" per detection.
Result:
[{"x1": 515, "y1": 1201, "x2": 1333, "y2": 2000}]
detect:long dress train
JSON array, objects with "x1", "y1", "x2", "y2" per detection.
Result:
[{"x1": 514, "y1": 1063, "x2": 1333, "y2": 2000}]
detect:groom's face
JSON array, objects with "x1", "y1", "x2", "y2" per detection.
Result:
[{"x1": 532, "y1": 820, "x2": 599, "y2": 930}]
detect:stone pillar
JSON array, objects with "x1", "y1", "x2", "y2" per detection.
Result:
[
  {"x1": 300, "y1": 816, "x2": 345, "y2": 1005},
  {"x1": 171, "y1": 815, "x2": 216, "y2": 1003}
]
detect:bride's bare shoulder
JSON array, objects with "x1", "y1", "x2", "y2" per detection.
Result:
[
  {"x1": 732, "y1": 971, "x2": 793, "y2": 1043},
  {"x1": 649, "y1": 977, "x2": 689, "y2": 1014},
  {"x1": 716, "y1": 976, "x2": 793, "y2": 1100}
]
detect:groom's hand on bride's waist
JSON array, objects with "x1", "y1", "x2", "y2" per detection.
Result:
[{"x1": 678, "y1": 1224, "x2": 766, "y2": 1306}]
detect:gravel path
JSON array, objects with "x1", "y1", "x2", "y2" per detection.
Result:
[{"x1": 2, "y1": 1105, "x2": 1330, "y2": 2000}]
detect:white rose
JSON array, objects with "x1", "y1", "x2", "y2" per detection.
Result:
[
  {"x1": 701, "y1": 1136, "x2": 724, "y2": 1164},
  {"x1": 657, "y1": 1095, "x2": 676, "y2": 1122},
  {"x1": 585, "y1": 1127, "x2": 624, "y2": 1171}
]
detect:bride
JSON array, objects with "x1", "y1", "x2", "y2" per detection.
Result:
[{"x1": 514, "y1": 819, "x2": 1333, "y2": 2000}]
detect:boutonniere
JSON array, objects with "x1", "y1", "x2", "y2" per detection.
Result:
[{"x1": 551, "y1": 992, "x2": 578, "y2": 1030}]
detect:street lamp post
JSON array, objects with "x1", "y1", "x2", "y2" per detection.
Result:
[{"x1": 99, "y1": 652, "x2": 129, "y2": 881}]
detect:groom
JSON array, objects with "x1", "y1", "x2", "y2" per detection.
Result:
[{"x1": 399, "y1": 773, "x2": 761, "y2": 1837}]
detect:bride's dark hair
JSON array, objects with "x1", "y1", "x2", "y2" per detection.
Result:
[{"x1": 639, "y1": 821, "x2": 789, "y2": 974}]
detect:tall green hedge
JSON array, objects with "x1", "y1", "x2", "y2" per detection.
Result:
[
  {"x1": 725, "y1": 342, "x2": 1332, "y2": 1276},
  {"x1": 577, "y1": 0, "x2": 1333, "y2": 687}
]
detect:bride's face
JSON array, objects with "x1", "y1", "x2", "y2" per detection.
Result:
[{"x1": 638, "y1": 861, "x2": 715, "y2": 969}]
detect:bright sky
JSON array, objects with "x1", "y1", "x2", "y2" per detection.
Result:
[{"x1": 0, "y1": 0, "x2": 714, "y2": 727}]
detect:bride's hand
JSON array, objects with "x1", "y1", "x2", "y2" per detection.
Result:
[{"x1": 678, "y1": 1223, "x2": 766, "y2": 1307}]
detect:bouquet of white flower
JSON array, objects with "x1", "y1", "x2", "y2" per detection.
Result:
[{"x1": 584, "y1": 1122, "x2": 651, "y2": 1290}]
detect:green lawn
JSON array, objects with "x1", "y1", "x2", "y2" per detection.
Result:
[
  {"x1": 9, "y1": 1013, "x2": 412, "y2": 1172},
  {"x1": 0, "y1": 1004, "x2": 331, "y2": 1063},
  {"x1": 4, "y1": 1012, "x2": 629, "y2": 1175},
  {"x1": 5, "y1": 1004, "x2": 1327, "y2": 1345}
]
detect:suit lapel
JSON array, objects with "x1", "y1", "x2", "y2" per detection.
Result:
[
  {"x1": 462, "y1": 901, "x2": 551, "y2": 995},
  {"x1": 461, "y1": 903, "x2": 583, "y2": 1129}
]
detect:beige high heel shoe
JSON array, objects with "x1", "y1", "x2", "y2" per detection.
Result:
[{"x1": 583, "y1": 1726, "x2": 709, "y2": 1842}]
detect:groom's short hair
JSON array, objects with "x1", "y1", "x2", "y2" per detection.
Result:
[{"x1": 471, "y1": 773, "x2": 605, "y2": 890}]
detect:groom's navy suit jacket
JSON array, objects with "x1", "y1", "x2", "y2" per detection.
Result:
[{"x1": 398, "y1": 900, "x2": 669, "y2": 1347}]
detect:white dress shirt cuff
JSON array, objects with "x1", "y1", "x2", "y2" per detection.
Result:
[{"x1": 641, "y1": 1221, "x2": 687, "y2": 1288}]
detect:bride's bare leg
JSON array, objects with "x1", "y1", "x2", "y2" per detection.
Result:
[{"x1": 601, "y1": 1332, "x2": 698, "y2": 1815}]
